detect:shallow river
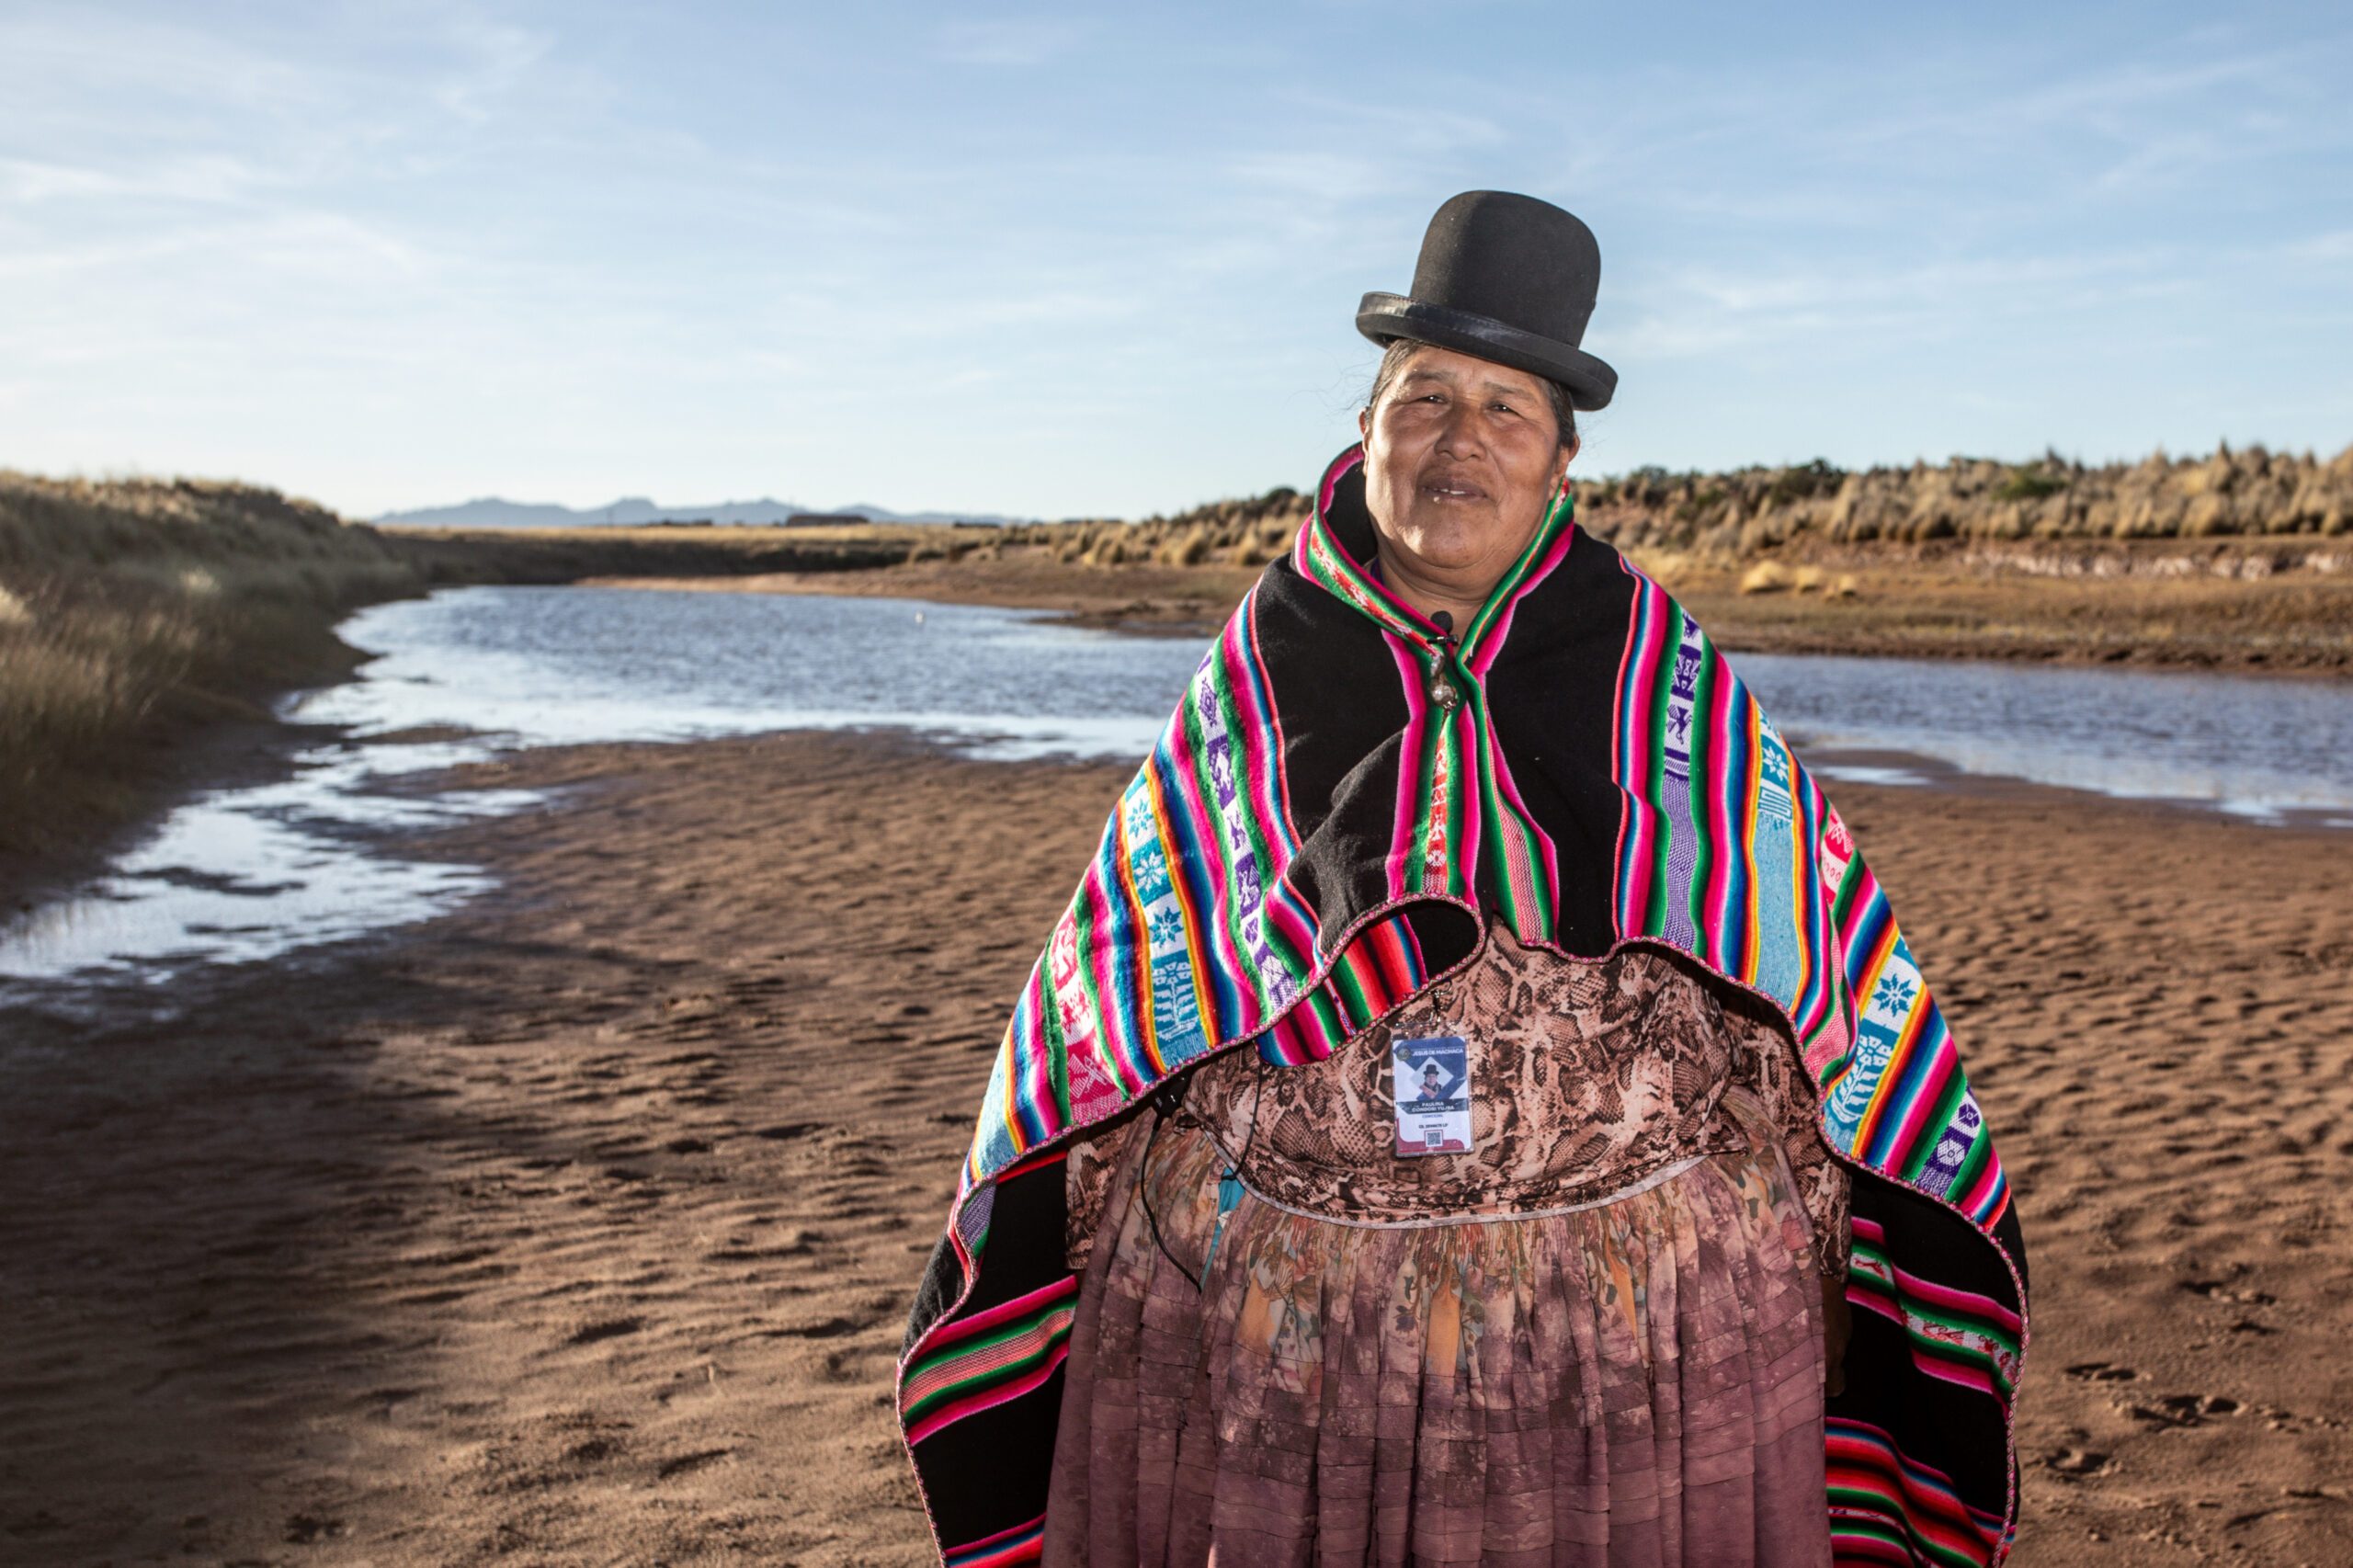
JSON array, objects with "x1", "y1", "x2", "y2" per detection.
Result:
[{"x1": 6, "y1": 585, "x2": 2350, "y2": 986}]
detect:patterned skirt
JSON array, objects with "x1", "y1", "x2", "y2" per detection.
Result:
[{"x1": 1040, "y1": 1096, "x2": 1832, "y2": 1567}]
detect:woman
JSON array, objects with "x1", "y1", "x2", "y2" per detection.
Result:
[{"x1": 900, "y1": 192, "x2": 2029, "y2": 1568}]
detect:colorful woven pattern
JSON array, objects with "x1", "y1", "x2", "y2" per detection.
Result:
[
  {"x1": 1609, "y1": 566, "x2": 2010, "y2": 1230},
  {"x1": 901, "y1": 446, "x2": 2029, "y2": 1567},
  {"x1": 1827, "y1": 1418, "x2": 2013, "y2": 1567}
]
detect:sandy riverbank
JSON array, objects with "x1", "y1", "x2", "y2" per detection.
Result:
[{"x1": 3, "y1": 732, "x2": 2349, "y2": 1565}]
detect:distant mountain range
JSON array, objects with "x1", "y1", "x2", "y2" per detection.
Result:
[{"x1": 372, "y1": 494, "x2": 1032, "y2": 528}]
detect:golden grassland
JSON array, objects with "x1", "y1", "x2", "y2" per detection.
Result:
[
  {"x1": 578, "y1": 442, "x2": 2353, "y2": 673},
  {"x1": 988, "y1": 437, "x2": 2353, "y2": 561},
  {"x1": 0, "y1": 472, "x2": 423, "y2": 878},
  {"x1": 387, "y1": 518, "x2": 926, "y2": 585},
  {"x1": 7, "y1": 439, "x2": 2350, "y2": 897}
]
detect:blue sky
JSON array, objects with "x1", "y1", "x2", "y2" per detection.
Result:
[{"x1": 4, "y1": 2, "x2": 2349, "y2": 519}]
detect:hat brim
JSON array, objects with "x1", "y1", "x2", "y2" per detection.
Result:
[{"x1": 1356, "y1": 292, "x2": 1616, "y2": 412}]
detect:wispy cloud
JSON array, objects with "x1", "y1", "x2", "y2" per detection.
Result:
[
  {"x1": 5, "y1": 3, "x2": 2349, "y2": 515},
  {"x1": 932, "y1": 18, "x2": 1089, "y2": 67},
  {"x1": 1612, "y1": 247, "x2": 2196, "y2": 360}
]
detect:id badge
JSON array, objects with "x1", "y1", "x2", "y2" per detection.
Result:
[{"x1": 1392, "y1": 1035, "x2": 1472, "y2": 1156}]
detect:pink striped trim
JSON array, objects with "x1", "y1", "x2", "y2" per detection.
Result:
[
  {"x1": 1483, "y1": 728, "x2": 1562, "y2": 934},
  {"x1": 1463, "y1": 521, "x2": 1572, "y2": 677},
  {"x1": 1609, "y1": 566, "x2": 1667, "y2": 928},
  {"x1": 1789, "y1": 767, "x2": 1837, "y2": 1050},
  {"x1": 1384, "y1": 632, "x2": 1431, "y2": 897},
  {"x1": 901, "y1": 1304, "x2": 1080, "y2": 1419},
  {"x1": 949, "y1": 1514, "x2": 1045, "y2": 1567},
  {"x1": 1314, "y1": 444, "x2": 1360, "y2": 517},
  {"x1": 1703, "y1": 649, "x2": 1742, "y2": 965},
  {"x1": 1072, "y1": 880, "x2": 1138, "y2": 1092},
  {"x1": 904, "y1": 1336, "x2": 1072, "y2": 1446},
  {"x1": 1264, "y1": 873, "x2": 1321, "y2": 963},
  {"x1": 913, "y1": 1276, "x2": 1079, "y2": 1355},
  {"x1": 1955, "y1": 1161, "x2": 2009, "y2": 1226},
  {"x1": 1738, "y1": 700, "x2": 1767, "y2": 983},
  {"x1": 1843, "y1": 1292, "x2": 2000, "y2": 1396},
  {"x1": 1836, "y1": 865, "x2": 1887, "y2": 956},
  {"x1": 1886, "y1": 1262, "x2": 2026, "y2": 1335},
  {"x1": 1014, "y1": 971, "x2": 1056, "y2": 1142},
  {"x1": 1442, "y1": 704, "x2": 1478, "y2": 895},
  {"x1": 1827, "y1": 1417, "x2": 1970, "y2": 1492},
  {"x1": 1237, "y1": 591, "x2": 1303, "y2": 850},
  {"x1": 1150, "y1": 729, "x2": 1247, "y2": 1028},
  {"x1": 1878, "y1": 1043, "x2": 1959, "y2": 1180},
  {"x1": 1096, "y1": 812, "x2": 1160, "y2": 1095}
]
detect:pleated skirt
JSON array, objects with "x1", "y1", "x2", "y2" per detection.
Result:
[{"x1": 1040, "y1": 1104, "x2": 1832, "y2": 1568}]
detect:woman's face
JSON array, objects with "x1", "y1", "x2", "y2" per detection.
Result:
[{"x1": 1356, "y1": 344, "x2": 1577, "y2": 613}]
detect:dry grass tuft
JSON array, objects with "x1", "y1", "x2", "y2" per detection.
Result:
[
  {"x1": 0, "y1": 472, "x2": 424, "y2": 868},
  {"x1": 992, "y1": 440, "x2": 2353, "y2": 579}
]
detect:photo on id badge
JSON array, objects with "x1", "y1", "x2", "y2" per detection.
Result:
[{"x1": 1392, "y1": 1036, "x2": 1472, "y2": 1155}]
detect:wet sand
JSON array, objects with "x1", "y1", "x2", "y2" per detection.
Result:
[{"x1": 4, "y1": 731, "x2": 2350, "y2": 1565}]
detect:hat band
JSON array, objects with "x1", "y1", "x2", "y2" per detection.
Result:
[{"x1": 1358, "y1": 293, "x2": 1616, "y2": 411}]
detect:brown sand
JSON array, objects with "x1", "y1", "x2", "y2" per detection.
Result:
[{"x1": 4, "y1": 732, "x2": 2350, "y2": 1565}]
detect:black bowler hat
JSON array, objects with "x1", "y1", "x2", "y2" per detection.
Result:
[{"x1": 1357, "y1": 190, "x2": 1618, "y2": 411}]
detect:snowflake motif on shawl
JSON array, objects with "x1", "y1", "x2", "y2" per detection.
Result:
[{"x1": 1870, "y1": 972, "x2": 1919, "y2": 1018}]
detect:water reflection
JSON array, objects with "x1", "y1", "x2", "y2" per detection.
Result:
[
  {"x1": 303, "y1": 586, "x2": 1196, "y2": 760},
  {"x1": 1738, "y1": 651, "x2": 2353, "y2": 827},
  {"x1": 0, "y1": 590, "x2": 1201, "y2": 986},
  {"x1": 4, "y1": 585, "x2": 2349, "y2": 988},
  {"x1": 0, "y1": 744, "x2": 539, "y2": 984}
]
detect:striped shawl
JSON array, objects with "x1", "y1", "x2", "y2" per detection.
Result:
[{"x1": 898, "y1": 446, "x2": 2031, "y2": 1567}]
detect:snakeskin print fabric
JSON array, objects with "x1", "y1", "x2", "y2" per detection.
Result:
[{"x1": 1069, "y1": 918, "x2": 1850, "y2": 1277}]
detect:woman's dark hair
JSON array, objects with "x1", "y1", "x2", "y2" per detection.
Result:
[{"x1": 1365, "y1": 337, "x2": 1577, "y2": 449}]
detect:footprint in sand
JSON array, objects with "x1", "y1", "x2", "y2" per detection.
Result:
[
  {"x1": 2121, "y1": 1392, "x2": 2242, "y2": 1426},
  {"x1": 283, "y1": 1512, "x2": 347, "y2": 1544},
  {"x1": 2063, "y1": 1361, "x2": 2140, "y2": 1382},
  {"x1": 2041, "y1": 1447, "x2": 2112, "y2": 1478}
]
